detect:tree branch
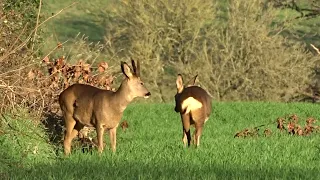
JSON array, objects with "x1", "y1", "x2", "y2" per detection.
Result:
[{"x1": 270, "y1": 0, "x2": 320, "y2": 19}]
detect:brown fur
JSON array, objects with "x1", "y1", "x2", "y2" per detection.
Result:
[
  {"x1": 174, "y1": 74, "x2": 212, "y2": 147},
  {"x1": 59, "y1": 59, "x2": 150, "y2": 155}
]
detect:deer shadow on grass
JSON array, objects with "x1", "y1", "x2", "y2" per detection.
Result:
[
  {"x1": 42, "y1": 110, "x2": 100, "y2": 155},
  {"x1": 42, "y1": 111, "x2": 64, "y2": 153}
]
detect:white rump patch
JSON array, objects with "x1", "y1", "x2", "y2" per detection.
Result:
[{"x1": 181, "y1": 97, "x2": 203, "y2": 114}]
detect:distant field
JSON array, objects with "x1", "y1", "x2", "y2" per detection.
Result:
[
  {"x1": 41, "y1": 0, "x2": 111, "y2": 54},
  {"x1": 2, "y1": 102, "x2": 320, "y2": 179}
]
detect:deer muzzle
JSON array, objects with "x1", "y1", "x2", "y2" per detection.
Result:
[{"x1": 144, "y1": 92, "x2": 151, "y2": 98}]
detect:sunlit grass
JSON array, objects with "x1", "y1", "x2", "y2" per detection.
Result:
[{"x1": 2, "y1": 102, "x2": 320, "y2": 179}]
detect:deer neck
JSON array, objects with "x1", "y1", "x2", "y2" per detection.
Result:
[{"x1": 114, "y1": 80, "x2": 134, "y2": 113}]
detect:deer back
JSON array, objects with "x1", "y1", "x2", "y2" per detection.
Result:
[
  {"x1": 174, "y1": 74, "x2": 212, "y2": 122},
  {"x1": 175, "y1": 86, "x2": 212, "y2": 117}
]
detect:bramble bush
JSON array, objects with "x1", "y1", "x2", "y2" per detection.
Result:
[{"x1": 0, "y1": 1, "x2": 117, "y2": 115}]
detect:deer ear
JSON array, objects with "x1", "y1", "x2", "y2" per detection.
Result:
[
  {"x1": 176, "y1": 74, "x2": 184, "y2": 93},
  {"x1": 186, "y1": 74, "x2": 198, "y2": 87},
  {"x1": 121, "y1": 61, "x2": 133, "y2": 79},
  {"x1": 131, "y1": 58, "x2": 140, "y2": 77},
  {"x1": 136, "y1": 60, "x2": 140, "y2": 77}
]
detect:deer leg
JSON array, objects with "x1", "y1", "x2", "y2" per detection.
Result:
[
  {"x1": 63, "y1": 113, "x2": 75, "y2": 155},
  {"x1": 181, "y1": 113, "x2": 191, "y2": 147},
  {"x1": 185, "y1": 128, "x2": 191, "y2": 147},
  {"x1": 63, "y1": 114, "x2": 81, "y2": 155},
  {"x1": 109, "y1": 126, "x2": 118, "y2": 152},
  {"x1": 194, "y1": 124, "x2": 203, "y2": 147},
  {"x1": 96, "y1": 124, "x2": 105, "y2": 153},
  {"x1": 182, "y1": 129, "x2": 187, "y2": 147},
  {"x1": 192, "y1": 131, "x2": 196, "y2": 145}
]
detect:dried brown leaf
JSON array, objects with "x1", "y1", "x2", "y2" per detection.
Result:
[
  {"x1": 264, "y1": 128, "x2": 272, "y2": 137},
  {"x1": 42, "y1": 56, "x2": 50, "y2": 64},
  {"x1": 74, "y1": 71, "x2": 81, "y2": 79},
  {"x1": 98, "y1": 66, "x2": 105, "y2": 73},
  {"x1": 99, "y1": 62, "x2": 108, "y2": 69},
  {"x1": 121, "y1": 120, "x2": 129, "y2": 132},
  {"x1": 27, "y1": 70, "x2": 36, "y2": 80}
]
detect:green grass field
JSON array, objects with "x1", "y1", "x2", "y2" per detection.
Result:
[
  {"x1": 41, "y1": 0, "x2": 110, "y2": 54},
  {"x1": 2, "y1": 102, "x2": 320, "y2": 179}
]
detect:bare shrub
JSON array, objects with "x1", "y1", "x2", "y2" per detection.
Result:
[
  {"x1": 104, "y1": 0, "x2": 217, "y2": 102},
  {"x1": 0, "y1": 48, "x2": 115, "y2": 115},
  {"x1": 0, "y1": 0, "x2": 42, "y2": 113},
  {"x1": 105, "y1": 0, "x2": 320, "y2": 102},
  {"x1": 185, "y1": 0, "x2": 320, "y2": 101}
]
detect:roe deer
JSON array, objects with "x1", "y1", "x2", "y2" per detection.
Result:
[
  {"x1": 59, "y1": 59, "x2": 151, "y2": 155},
  {"x1": 174, "y1": 74, "x2": 212, "y2": 147}
]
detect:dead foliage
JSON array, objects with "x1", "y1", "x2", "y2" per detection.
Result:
[
  {"x1": 234, "y1": 128, "x2": 260, "y2": 138},
  {"x1": 40, "y1": 56, "x2": 115, "y2": 92},
  {"x1": 0, "y1": 55, "x2": 115, "y2": 115},
  {"x1": 120, "y1": 120, "x2": 129, "y2": 132},
  {"x1": 78, "y1": 126, "x2": 95, "y2": 139},
  {"x1": 0, "y1": 1, "x2": 97, "y2": 116},
  {"x1": 264, "y1": 128, "x2": 272, "y2": 137},
  {"x1": 73, "y1": 136, "x2": 96, "y2": 154},
  {"x1": 235, "y1": 114, "x2": 320, "y2": 138}
]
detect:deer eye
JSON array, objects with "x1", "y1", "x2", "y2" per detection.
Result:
[{"x1": 140, "y1": 82, "x2": 144, "y2": 85}]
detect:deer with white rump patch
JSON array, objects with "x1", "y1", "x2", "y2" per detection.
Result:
[
  {"x1": 174, "y1": 74, "x2": 212, "y2": 147},
  {"x1": 59, "y1": 59, "x2": 151, "y2": 155}
]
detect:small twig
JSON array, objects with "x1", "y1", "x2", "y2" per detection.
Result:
[
  {"x1": 31, "y1": 0, "x2": 43, "y2": 50},
  {"x1": 0, "y1": 63, "x2": 38, "y2": 77},
  {"x1": 0, "y1": 84, "x2": 40, "y2": 93},
  {"x1": 298, "y1": 91, "x2": 320, "y2": 100},
  {"x1": 10, "y1": 92, "x2": 15, "y2": 110},
  {"x1": 6, "y1": 23, "x2": 29, "y2": 54},
  {"x1": 311, "y1": 44, "x2": 320, "y2": 55},
  {"x1": 38, "y1": 89, "x2": 45, "y2": 116},
  {"x1": 36, "y1": 1, "x2": 79, "y2": 35},
  {"x1": 42, "y1": 40, "x2": 69, "y2": 60},
  {"x1": 0, "y1": 1, "x2": 78, "y2": 63},
  {"x1": 313, "y1": 4, "x2": 320, "y2": 9},
  {"x1": 0, "y1": 80, "x2": 15, "y2": 93},
  {"x1": 198, "y1": 81, "x2": 214, "y2": 98}
]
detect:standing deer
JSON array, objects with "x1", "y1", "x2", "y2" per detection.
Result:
[
  {"x1": 174, "y1": 74, "x2": 212, "y2": 147},
  {"x1": 59, "y1": 59, "x2": 151, "y2": 155}
]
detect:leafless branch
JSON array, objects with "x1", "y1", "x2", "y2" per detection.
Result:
[
  {"x1": 31, "y1": 0, "x2": 43, "y2": 50},
  {"x1": 311, "y1": 44, "x2": 320, "y2": 55},
  {"x1": 0, "y1": 1, "x2": 78, "y2": 63},
  {"x1": 270, "y1": 0, "x2": 320, "y2": 19}
]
